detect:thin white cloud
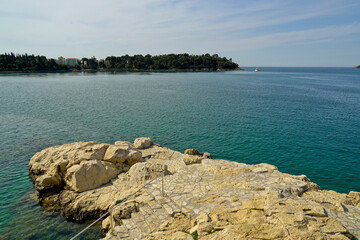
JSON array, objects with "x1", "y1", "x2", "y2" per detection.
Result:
[
  {"x1": 0, "y1": 0, "x2": 359, "y2": 66},
  {"x1": 225, "y1": 23, "x2": 360, "y2": 51}
]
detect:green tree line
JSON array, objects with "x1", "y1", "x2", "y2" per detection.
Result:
[
  {"x1": 100, "y1": 53, "x2": 239, "y2": 71},
  {"x1": 1, "y1": 53, "x2": 240, "y2": 71},
  {"x1": 0, "y1": 53, "x2": 68, "y2": 71}
]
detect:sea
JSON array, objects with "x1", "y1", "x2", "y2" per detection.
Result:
[{"x1": 0, "y1": 67, "x2": 359, "y2": 239}]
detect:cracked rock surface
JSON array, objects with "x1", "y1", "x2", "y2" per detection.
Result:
[{"x1": 29, "y1": 138, "x2": 360, "y2": 239}]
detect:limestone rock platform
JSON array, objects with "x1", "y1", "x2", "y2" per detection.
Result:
[{"x1": 28, "y1": 138, "x2": 360, "y2": 239}]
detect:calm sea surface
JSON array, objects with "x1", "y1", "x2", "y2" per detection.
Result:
[{"x1": 0, "y1": 68, "x2": 359, "y2": 239}]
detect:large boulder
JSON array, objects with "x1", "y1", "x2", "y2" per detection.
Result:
[
  {"x1": 58, "y1": 171, "x2": 157, "y2": 221},
  {"x1": 64, "y1": 160, "x2": 123, "y2": 192},
  {"x1": 29, "y1": 141, "x2": 110, "y2": 196},
  {"x1": 133, "y1": 137, "x2": 153, "y2": 149},
  {"x1": 104, "y1": 141, "x2": 142, "y2": 165}
]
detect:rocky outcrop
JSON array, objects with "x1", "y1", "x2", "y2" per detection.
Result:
[
  {"x1": 29, "y1": 141, "x2": 111, "y2": 197},
  {"x1": 184, "y1": 149, "x2": 213, "y2": 163},
  {"x1": 133, "y1": 137, "x2": 153, "y2": 149},
  {"x1": 29, "y1": 141, "x2": 146, "y2": 197},
  {"x1": 140, "y1": 159, "x2": 359, "y2": 240},
  {"x1": 140, "y1": 145, "x2": 188, "y2": 173},
  {"x1": 29, "y1": 138, "x2": 360, "y2": 239},
  {"x1": 28, "y1": 138, "x2": 182, "y2": 221},
  {"x1": 184, "y1": 148, "x2": 202, "y2": 156},
  {"x1": 120, "y1": 162, "x2": 169, "y2": 183},
  {"x1": 105, "y1": 141, "x2": 142, "y2": 165},
  {"x1": 148, "y1": 194, "x2": 357, "y2": 240},
  {"x1": 64, "y1": 160, "x2": 123, "y2": 192},
  {"x1": 202, "y1": 152, "x2": 213, "y2": 159}
]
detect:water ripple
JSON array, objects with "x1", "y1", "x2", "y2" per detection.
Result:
[{"x1": 0, "y1": 69, "x2": 359, "y2": 237}]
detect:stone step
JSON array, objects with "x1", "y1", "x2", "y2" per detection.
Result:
[
  {"x1": 116, "y1": 219, "x2": 140, "y2": 240},
  {"x1": 114, "y1": 225, "x2": 128, "y2": 234},
  {"x1": 108, "y1": 185, "x2": 186, "y2": 239},
  {"x1": 131, "y1": 211, "x2": 146, "y2": 223},
  {"x1": 166, "y1": 199, "x2": 182, "y2": 213},
  {"x1": 153, "y1": 207, "x2": 169, "y2": 221},
  {"x1": 139, "y1": 205, "x2": 153, "y2": 216},
  {"x1": 128, "y1": 227, "x2": 142, "y2": 240},
  {"x1": 147, "y1": 200, "x2": 162, "y2": 209},
  {"x1": 163, "y1": 203, "x2": 176, "y2": 215},
  {"x1": 121, "y1": 219, "x2": 137, "y2": 230},
  {"x1": 137, "y1": 220, "x2": 152, "y2": 235},
  {"x1": 114, "y1": 225, "x2": 129, "y2": 239}
]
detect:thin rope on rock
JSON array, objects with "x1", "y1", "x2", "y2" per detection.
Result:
[{"x1": 70, "y1": 170, "x2": 165, "y2": 240}]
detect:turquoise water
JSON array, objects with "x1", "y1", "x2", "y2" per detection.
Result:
[{"x1": 0, "y1": 68, "x2": 359, "y2": 239}]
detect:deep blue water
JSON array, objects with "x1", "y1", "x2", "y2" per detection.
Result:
[{"x1": 0, "y1": 68, "x2": 359, "y2": 239}]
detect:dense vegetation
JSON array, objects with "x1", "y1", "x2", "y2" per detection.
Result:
[
  {"x1": 355, "y1": 65, "x2": 360, "y2": 68},
  {"x1": 0, "y1": 53, "x2": 68, "y2": 71},
  {"x1": 0, "y1": 53, "x2": 240, "y2": 72},
  {"x1": 100, "y1": 53, "x2": 239, "y2": 71}
]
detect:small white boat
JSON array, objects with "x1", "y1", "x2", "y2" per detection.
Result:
[{"x1": 254, "y1": 68, "x2": 259, "y2": 72}]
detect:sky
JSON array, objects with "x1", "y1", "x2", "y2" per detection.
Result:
[{"x1": 0, "y1": 0, "x2": 359, "y2": 67}]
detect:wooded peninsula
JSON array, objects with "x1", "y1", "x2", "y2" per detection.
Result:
[{"x1": 0, "y1": 53, "x2": 241, "y2": 72}]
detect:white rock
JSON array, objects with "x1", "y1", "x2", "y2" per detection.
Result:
[
  {"x1": 257, "y1": 163, "x2": 278, "y2": 171},
  {"x1": 140, "y1": 146, "x2": 187, "y2": 173},
  {"x1": 29, "y1": 141, "x2": 110, "y2": 196},
  {"x1": 122, "y1": 162, "x2": 164, "y2": 183},
  {"x1": 114, "y1": 141, "x2": 133, "y2": 147},
  {"x1": 197, "y1": 213, "x2": 211, "y2": 224},
  {"x1": 104, "y1": 143, "x2": 142, "y2": 165},
  {"x1": 133, "y1": 137, "x2": 153, "y2": 149},
  {"x1": 203, "y1": 152, "x2": 213, "y2": 159},
  {"x1": 252, "y1": 167, "x2": 269, "y2": 173},
  {"x1": 64, "y1": 160, "x2": 122, "y2": 192}
]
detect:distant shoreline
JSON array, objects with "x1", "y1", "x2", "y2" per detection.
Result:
[
  {"x1": 0, "y1": 68, "x2": 244, "y2": 74},
  {"x1": 0, "y1": 53, "x2": 241, "y2": 73}
]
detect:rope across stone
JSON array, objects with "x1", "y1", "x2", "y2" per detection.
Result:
[{"x1": 70, "y1": 170, "x2": 165, "y2": 240}]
